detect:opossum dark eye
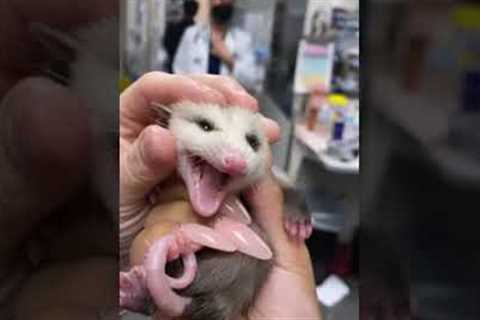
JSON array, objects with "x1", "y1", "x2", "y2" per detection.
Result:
[
  {"x1": 195, "y1": 118, "x2": 215, "y2": 132},
  {"x1": 246, "y1": 133, "x2": 260, "y2": 151}
]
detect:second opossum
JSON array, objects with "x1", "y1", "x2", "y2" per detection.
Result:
[{"x1": 120, "y1": 102, "x2": 313, "y2": 320}]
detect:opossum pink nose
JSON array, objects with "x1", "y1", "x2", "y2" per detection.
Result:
[{"x1": 223, "y1": 154, "x2": 247, "y2": 175}]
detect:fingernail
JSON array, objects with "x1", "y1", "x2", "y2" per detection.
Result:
[
  {"x1": 181, "y1": 224, "x2": 236, "y2": 252},
  {"x1": 214, "y1": 218, "x2": 273, "y2": 260}
]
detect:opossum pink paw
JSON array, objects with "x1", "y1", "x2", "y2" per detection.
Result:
[
  {"x1": 284, "y1": 215, "x2": 313, "y2": 241},
  {"x1": 119, "y1": 267, "x2": 149, "y2": 313}
]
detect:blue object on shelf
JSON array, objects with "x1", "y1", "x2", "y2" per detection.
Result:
[{"x1": 332, "y1": 122, "x2": 345, "y2": 140}]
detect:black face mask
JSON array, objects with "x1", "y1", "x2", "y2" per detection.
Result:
[{"x1": 211, "y1": 4, "x2": 234, "y2": 25}]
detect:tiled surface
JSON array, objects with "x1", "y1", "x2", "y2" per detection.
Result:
[{"x1": 323, "y1": 279, "x2": 359, "y2": 320}]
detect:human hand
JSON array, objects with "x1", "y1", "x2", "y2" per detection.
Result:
[
  {"x1": 0, "y1": 0, "x2": 117, "y2": 261},
  {"x1": 119, "y1": 72, "x2": 280, "y2": 267},
  {"x1": 0, "y1": 1, "x2": 117, "y2": 319},
  {"x1": 242, "y1": 175, "x2": 322, "y2": 319}
]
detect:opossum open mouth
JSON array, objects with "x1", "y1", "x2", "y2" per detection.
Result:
[{"x1": 185, "y1": 155, "x2": 231, "y2": 217}]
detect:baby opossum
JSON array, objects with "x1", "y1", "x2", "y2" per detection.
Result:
[
  {"x1": 162, "y1": 103, "x2": 272, "y2": 320},
  {"x1": 120, "y1": 102, "x2": 313, "y2": 320}
]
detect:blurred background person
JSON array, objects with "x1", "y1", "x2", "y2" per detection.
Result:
[
  {"x1": 172, "y1": 0, "x2": 257, "y2": 89},
  {"x1": 163, "y1": 0, "x2": 199, "y2": 73}
]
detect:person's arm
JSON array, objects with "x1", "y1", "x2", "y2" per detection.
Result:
[
  {"x1": 210, "y1": 29, "x2": 235, "y2": 71},
  {"x1": 211, "y1": 28, "x2": 257, "y2": 89}
]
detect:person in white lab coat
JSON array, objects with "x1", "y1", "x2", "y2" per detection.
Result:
[{"x1": 173, "y1": 0, "x2": 257, "y2": 90}]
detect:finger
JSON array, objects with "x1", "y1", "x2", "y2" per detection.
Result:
[
  {"x1": 120, "y1": 72, "x2": 227, "y2": 141},
  {"x1": 260, "y1": 115, "x2": 281, "y2": 143},
  {"x1": 244, "y1": 175, "x2": 316, "y2": 275},
  {"x1": 187, "y1": 75, "x2": 281, "y2": 142},
  {"x1": 243, "y1": 174, "x2": 286, "y2": 247},
  {"x1": 120, "y1": 125, "x2": 177, "y2": 205},
  {"x1": 187, "y1": 74, "x2": 259, "y2": 111},
  {"x1": 0, "y1": 77, "x2": 89, "y2": 254}
]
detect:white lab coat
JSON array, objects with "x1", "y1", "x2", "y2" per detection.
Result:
[{"x1": 173, "y1": 24, "x2": 257, "y2": 90}]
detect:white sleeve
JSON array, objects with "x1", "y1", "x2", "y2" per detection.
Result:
[
  {"x1": 231, "y1": 31, "x2": 257, "y2": 90},
  {"x1": 172, "y1": 27, "x2": 192, "y2": 74}
]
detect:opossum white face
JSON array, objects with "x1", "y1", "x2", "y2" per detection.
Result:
[{"x1": 168, "y1": 102, "x2": 268, "y2": 217}]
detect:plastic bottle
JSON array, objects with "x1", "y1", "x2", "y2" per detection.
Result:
[
  {"x1": 306, "y1": 84, "x2": 328, "y2": 131},
  {"x1": 328, "y1": 94, "x2": 349, "y2": 141}
]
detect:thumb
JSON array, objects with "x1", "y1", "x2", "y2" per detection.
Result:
[
  {"x1": 243, "y1": 174, "x2": 287, "y2": 251},
  {"x1": 0, "y1": 77, "x2": 89, "y2": 257},
  {"x1": 120, "y1": 125, "x2": 177, "y2": 207},
  {"x1": 244, "y1": 174, "x2": 314, "y2": 273}
]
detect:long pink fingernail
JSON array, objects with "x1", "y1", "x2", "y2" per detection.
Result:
[
  {"x1": 181, "y1": 224, "x2": 236, "y2": 252},
  {"x1": 214, "y1": 218, "x2": 273, "y2": 260}
]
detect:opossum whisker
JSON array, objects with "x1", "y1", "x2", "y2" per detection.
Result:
[
  {"x1": 155, "y1": 119, "x2": 169, "y2": 129},
  {"x1": 151, "y1": 101, "x2": 171, "y2": 128},
  {"x1": 43, "y1": 68, "x2": 70, "y2": 85},
  {"x1": 151, "y1": 101, "x2": 172, "y2": 114}
]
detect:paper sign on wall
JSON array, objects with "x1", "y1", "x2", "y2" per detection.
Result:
[{"x1": 294, "y1": 39, "x2": 335, "y2": 94}]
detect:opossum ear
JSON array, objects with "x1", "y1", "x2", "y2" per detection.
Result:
[{"x1": 151, "y1": 102, "x2": 172, "y2": 128}]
